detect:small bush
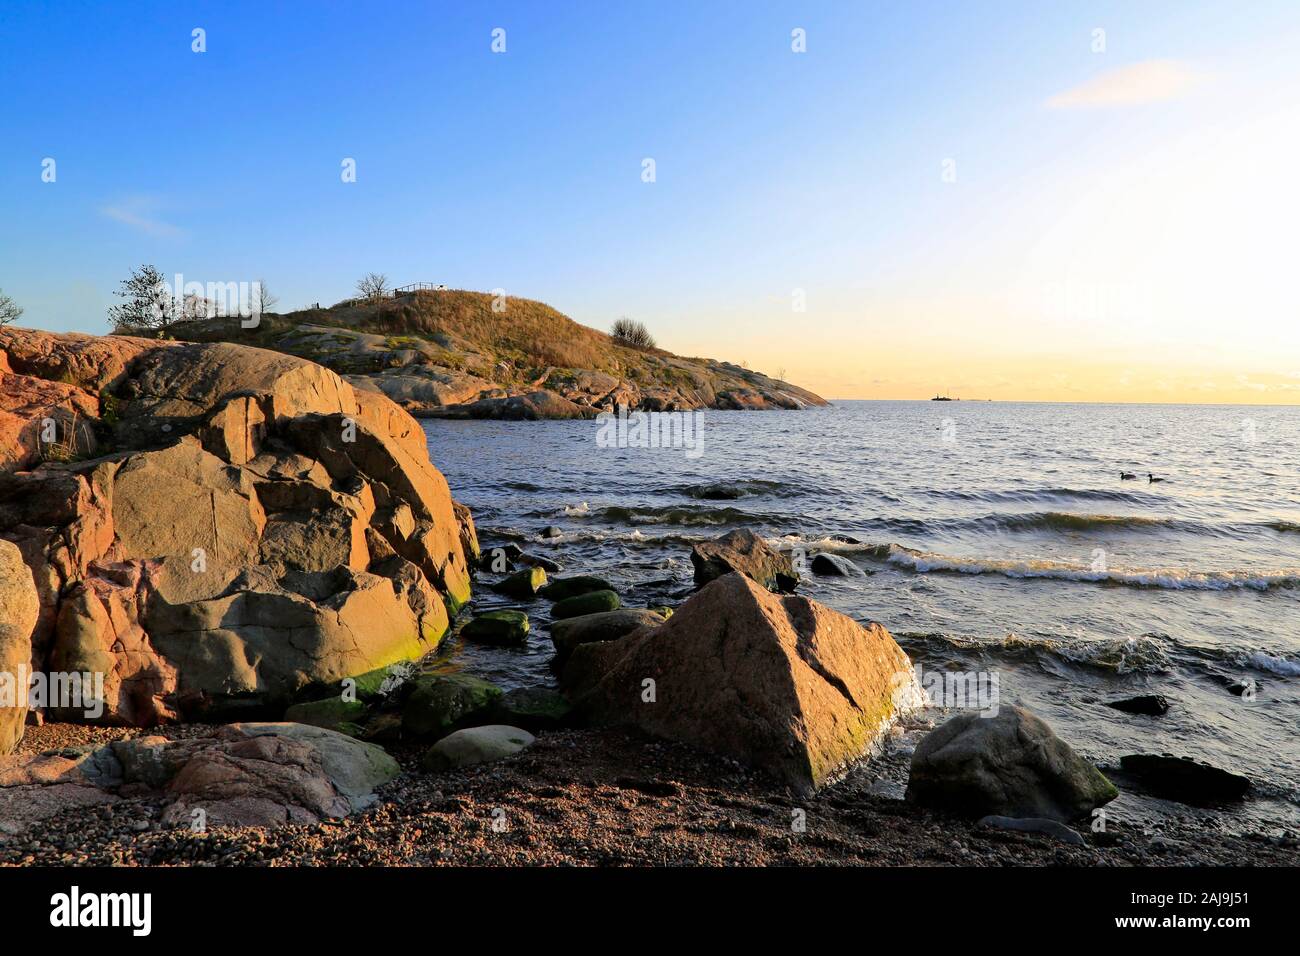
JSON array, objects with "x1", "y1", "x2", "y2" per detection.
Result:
[{"x1": 610, "y1": 317, "x2": 655, "y2": 350}]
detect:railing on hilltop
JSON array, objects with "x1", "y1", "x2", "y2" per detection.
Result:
[
  {"x1": 335, "y1": 283, "x2": 449, "y2": 308},
  {"x1": 392, "y1": 282, "x2": 448, "y2": 296}
]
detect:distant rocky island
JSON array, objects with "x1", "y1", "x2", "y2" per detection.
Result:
[{"x1": 167, "y1": 289, "x2": 828, "y2": 420}]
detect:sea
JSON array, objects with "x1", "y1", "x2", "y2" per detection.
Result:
[{"x1": 421, "y1": 400, "x2": 1300, "y2": 834}]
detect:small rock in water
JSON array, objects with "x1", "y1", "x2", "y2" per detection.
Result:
[
  {"x1": 491, "y1": 566, "x2": 547, "y2": 599},
  {"x1": 1105, "y1": 694, "x2": 1170, "y2": 716},
  {"x1": 540, "y1": 526, "x2": 564, "y2": 539},
  {"x1": 1118, "y1": 754, "x2": 1251, "y2": 804},
  {"x1": 810, "y1": 552, "x2": 865, "y2": 577},
  {"x1": 550, "y1": 608, "x2": 668, "y2": 665},
  {"x1": 461, "y1": 610, "x2": 531, "y2": 646},
  {"x1": 540, "y1": 575, "x2": 615, "y2": 602},
  {"x1": 694, "y1": 483, "x2": 746, "y2": 500},
  {"x1": 518, "y1": 553, "x2": 562, "y2": 572},
  {"x1": 551, "y1": 589, "x2": 621, "y2": 620},
  {"x1": 690, "y1": 527, "x2": 800, "y2": 592},
  {"x1": 479, "y1": 543, "x2": 523, "y2": 571},
  {"x1": 977, "y1": 815, "x2": 1086, "y2": 846}
]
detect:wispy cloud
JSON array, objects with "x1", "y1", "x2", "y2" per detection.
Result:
[
  {"x1": 1047, "y1": 60, "x2": 1200, "y2": 109},
  {"x1": 100, "y1": 196, "x2": 183, "y2": 238}
]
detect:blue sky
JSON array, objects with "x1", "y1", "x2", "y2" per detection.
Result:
[{"x1": 2, "y1": 1, "x2": 1298, "y2": 401}]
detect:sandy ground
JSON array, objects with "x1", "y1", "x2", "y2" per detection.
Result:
[{"x1": 2, "y1": 721, "x2": 1296, "y2": 867}]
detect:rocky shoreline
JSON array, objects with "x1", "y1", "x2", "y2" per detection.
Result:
[{"x1": 2, "y1": 327, "x2": 1288, "y2": 868}]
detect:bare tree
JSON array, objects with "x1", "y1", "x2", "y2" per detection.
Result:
[
  {"x1": 181, "y1": 292, "x2": 216, "y2": 320},
  {"x1": 0, "y1": 289, "x2": 22, "y2": 326},
  {"x1": 108, "y1": 265, "x2": 174, "y2": 334},
  {"x1": 356, "y1": 273, "x2": 390, "y2": 300},
  {"x1": 610, "y1": 316, "x2": 656, "y2": 350},
  {"x1": 253, "y1": 280, "x2": 279, "y2": 316}
]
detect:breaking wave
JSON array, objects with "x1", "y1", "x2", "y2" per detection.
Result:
[
  {"x1": 901, "y1": 631, "x2": 1174, "y2": 674},
  {"x1": 879, "y1": 544, "x2": 1300, "y2": 591},
  {"x1": 547, "y1": 502, "x2": 776, "y2": 527},
  {"x1": 924, "y1": 486, "x2": 1164, "y2": 506},
  {"x1": 775, "y1": 535, "x2": 1300, "y2": 592}
]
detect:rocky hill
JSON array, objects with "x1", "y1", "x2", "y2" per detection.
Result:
[
  {"x1": 0, "y1": 326, "x2": 477, "y2": 737},
  {"x1": 167, "y1": 290, "x2": 827, "y2": 419}
]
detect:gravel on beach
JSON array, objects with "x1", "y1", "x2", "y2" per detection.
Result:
[{"x1": 2, "y1": 722, "x2": 1295, "y2": 868}]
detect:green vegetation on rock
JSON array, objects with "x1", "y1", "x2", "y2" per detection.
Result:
[
  {"x1": 539, "y1": 575, "x2": 614, "y2": 602},
  {"x1": 492, "y1": 565, "x2": 547, "y2": 599},
  {"x1": 461, "y1": 609, "x2": 530, "y2": 646},
  {"x1": 401, "y1": 673, "x2": 504, "y2": 739},
  {"x1": 282, "y1": 698, "x2": 370, "y2": 737},
  {"x1": 551, "y1": 589, "x2": 621, "y2": 620}
]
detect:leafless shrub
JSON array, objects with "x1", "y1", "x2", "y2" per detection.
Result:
[{"x1": 610, "y1": 316, "x2": 656, "y2": 350}]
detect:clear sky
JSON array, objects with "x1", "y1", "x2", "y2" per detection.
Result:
[{"x1": 2, "y1": 1, "x2": 1298, "y2": 403}]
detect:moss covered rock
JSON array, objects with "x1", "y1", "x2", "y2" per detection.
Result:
[
  {"x1": 549, "y1": 608, "x2": 667, "y2": 666},
  {"x1": 461, "y1": 609, "x2": 530, "y2": 646},
  {"x1": 283, "y1": 697, "x2": 370, "y2": 736},
  {"x1": 492, "y1": 566, "x2": 547, "y2": 599},
  {"x1": 539, "y1": 575, "x2": 615, "y2": 602},
  {"x1": 551, "y1": 589, "x2": 620, "y2": 620},
  {"x1": 489, "y1": 686, "x2": 573, "y2": 731},
  {"x1": 401, "y1": 673, "x2": 503, "y2": 739}
]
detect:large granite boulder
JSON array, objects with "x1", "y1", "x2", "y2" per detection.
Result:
[
  {"x1": 0, "y1": 540, "x2": 39, "y2": 753},
  {"x1": 906, "y1": 706, "x2": 1118, "y2": 822},
  {"x1": 690, "y1": 527, "x2": 799, "y2": 592},
  {"x1": 563, "y1": 572, "x2": 917, "y2": 794},
  {"x1": 0, "y1": 328, "x2": 473, "y2": 727}
]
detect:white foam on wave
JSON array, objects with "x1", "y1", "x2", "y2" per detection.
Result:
[
  {"x1": 773, "y1": 534, "x2": 1300, "y2": 591},
  {"x1": 906, "y1": 630, "x2": 1174, "y2": 674},
  {"x1": 1244, "y1": 652, "x2": 1300, "y2": 677},
  {"x1": 883, "y1": 545, "x2": 1300, "y2": 591}
]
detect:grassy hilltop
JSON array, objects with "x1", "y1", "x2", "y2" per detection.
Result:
[{"x1": 169, "y1": 289, "x2": 827, "y2": 419}]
